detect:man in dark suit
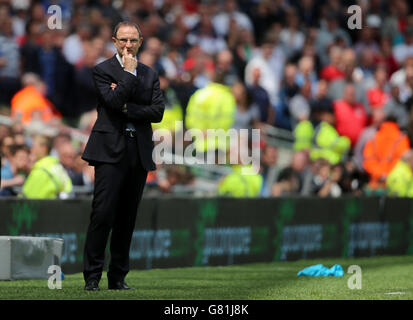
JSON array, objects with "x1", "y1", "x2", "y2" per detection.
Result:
[{"x1": 81, "y1": 21, "x2": 164, "y2": 291}]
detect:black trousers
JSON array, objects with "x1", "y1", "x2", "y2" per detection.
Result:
[{"x1": 83, "y1": 134, "x2": 147, "y2": 283}]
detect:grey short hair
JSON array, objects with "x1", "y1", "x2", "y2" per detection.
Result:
[{"x1": 113, "y1": 21, "x2": 142, "y2": 39}]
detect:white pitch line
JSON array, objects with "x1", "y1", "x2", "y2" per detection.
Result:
[{"x1": 384, "y1": 292, "x2": 405, "y2": 295}]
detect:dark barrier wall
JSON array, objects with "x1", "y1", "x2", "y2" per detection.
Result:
[{"x1": 1, "y1": 197, "x2": 413, "y2": 274}]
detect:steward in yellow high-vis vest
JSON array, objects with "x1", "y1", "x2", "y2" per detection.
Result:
[
  {"x1": 185, "y1": 82, "x2": 236, "y2": 153},
  {"x1": 386, "y1": 150, "x2": 413, "y2": 197},
  {"x1": 310, "y1": 121, "x2": 351, "y2": 165},
  {"x1": 22, "y1": 135, "x2": 72, "y2": 199},
  {"x1": 293, "y1": 106, "x2": 350, "y2": 165},
  {"x1": 218, "y1": 164, "x2": 263, "y2": 197}
]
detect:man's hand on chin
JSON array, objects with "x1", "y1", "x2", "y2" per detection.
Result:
[{"x1": 122, "y1": 47, "x2": 138, "y2": 73}]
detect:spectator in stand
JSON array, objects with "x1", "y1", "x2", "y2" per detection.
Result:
[
  {"x1": 274, "y1": 63, "x2": 299, "y2": 130},
  {"x1": 295, "y1": 56, "x2": 318, "y2": 96},
  {"x1": 315, "y1": 11, "x2": 351, "y2": 67},
  {"x1": 186, "y1": 10, "x2": 227, "y2": 56},
  {"x1": 0, "y1": 125, "x2": 10, "y2": 144},
  {"x1": 354, "y1": 26, "x2": 380, "y2": 59},
  {"x1": 317, "y1": 162, "x2": 343, "y2": 198},
  {"x1": 333, "y1": 82, "x2": 369, "y2": 147},
  {"x1": 232, "y1": 82, "x2": 260, "y2": 131},
  {"x1": 294, "y1": 0, "x2": 320, "y2": 28},
  {"x1": 383, "y1": 80, "x2": 409, "y2": 129},
  {"x1": 366, "y1": 65, "x2": 390, "y2": 110},
  {"x1": 380, "y1": 0, "x2": 409, "y2": 44},
  {"x1": 19, "y1": 19, "x2": 44, "y2": 71},
  {"x1": 328, "y1": 49, "x2": 366, "y2": 105},
  {"x1": 73, "y1": 37, "x2": 100, "y2": 117},
  {"x1": 279, "y1": 8, "x2": 305, "y2": 59},
  {"x1": 393, "y1": 26, "x2": 413, "y2": 66},
  {"x1": 307, "y1": 158, "x2": 341, "y2": 197},
  {"x1": 143, "y1": 36, "x2": 169, "y2": 76},
  {"x1": 57, "y1": 141, "x2": 84, "y2": 186},
  {"x1": 271, "y1": 167, "x2": 300, "y2": 197},
  {"x1": 260, "y1": 144, "x2": 279, "y2": 197},
  {"x1": 319, "y1": 46, "x2": 345, "y2": 83},
  {"x1": 212, "y1": 0, "x2": 254, "y2": 39},
  {"x1": 289, "y1": 80, "x2": 311, "y2": 130},
  {"x1": 339, "y1": 159, "x2": 369, "y2": 196},
  {"x1": 215, "y1": 49, "x2": 239, "y2": 87},
  {"x1": 309, "y1": 79, "x2": 333, "y2": 116},
  {"x1": 250, "y1": 0, "x2": 285, "y2": 46},
  {"x1": 358, "y1": 48, "x2": 378, "y2": 85},
  {"x1": 389, "y1": 55, "x2": 413, "y2": 104},
  {"x1": 62, "y1": 23, "x2": 92, "y2": 66},
  {"x1": 1, "y1": 135, "x2": 14, "y2": 163},
  {"x1": 246, "y1": 67, "x2": 273, "y2": 125},
  {"x1": 227, "y1": 27, "x2": 254, "y2": 83},
  {"x1": 363, "y1": 113, "x2": 410, "y2": 192},
  {"x1": 0, "y1": 16, "x2": 21, "y2": 106},
  {"x1": 353, "y1": 107, "x2": 387, "y2": 172},
  {"x1": 276, "y1": 150, "x2": 310, "y2": 196},
  {"x1": 245, "y1": 32, "x2": 285, "y2": 106},
  {"x1": 377, "y1": 37, "x2": 399, "y2": 78},
  {"x1": 0, "y1": 144, "x2": 30, "y2": 197}
]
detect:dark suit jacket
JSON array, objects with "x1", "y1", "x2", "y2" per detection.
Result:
[{"x1": 82, "y1": 55, "x2": 165, "y2": 171}]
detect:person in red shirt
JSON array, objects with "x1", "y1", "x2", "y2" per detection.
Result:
[
  {"x1": 319, "y1": 46, "x2": 345, "y2": 82},
  {"x1": 333, "y1": 82, "x2": 368, "y2": 147},
  {"x1": 367, "y1": 66, "x2": 390, "y2": 109}
]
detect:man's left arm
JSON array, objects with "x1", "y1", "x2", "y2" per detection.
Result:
[{"x1": 124, "y1": 75, "x2": 165, "y2": 123}]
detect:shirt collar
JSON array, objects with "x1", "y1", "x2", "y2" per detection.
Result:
[{"x1": 116, "y1": 53, "x2": 124, "y2": 68}]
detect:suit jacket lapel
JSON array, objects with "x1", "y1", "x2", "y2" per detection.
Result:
[
  {"x1": 109, "y1": 55, "x2": 126, "y2": 80},
  {"x1": 136, "y1": 63, "x2": 144, "y2": 82}
]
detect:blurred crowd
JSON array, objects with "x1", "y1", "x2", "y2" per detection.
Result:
[{"x1": 2, "y1": 0, "x2": 413, "y2": 198}]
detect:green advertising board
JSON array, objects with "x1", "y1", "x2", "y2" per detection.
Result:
[{"x1": 0, "y1": 197, "x2": 412, "y2": 274}]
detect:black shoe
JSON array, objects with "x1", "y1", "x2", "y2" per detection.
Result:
[
  {"x1": 84, "y1": 279, "x2": 100, "y2": 291},
  {"x1": 108, "y1": 280, "x2": 135, "y2": 290}
]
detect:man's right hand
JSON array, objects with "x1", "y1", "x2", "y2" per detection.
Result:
[{"x1": 122, "y1": 47, "x2": 137, "y2": 73}]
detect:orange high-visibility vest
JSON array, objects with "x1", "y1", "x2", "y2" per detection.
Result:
[
  {"x1": 11, "y1": 86, "x2": 61, "y2": 124},
  {"x1": 363, "y1": 122, "x2": 410, "y2": 189}
]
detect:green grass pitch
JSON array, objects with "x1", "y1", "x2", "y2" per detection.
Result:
[{"x1": 1, "y1": 255, "x2": 412, "y2": 300}]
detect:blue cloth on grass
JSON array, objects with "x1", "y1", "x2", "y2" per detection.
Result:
[{"x1": 297, "y1": 264, "x2": 344, "y2": 277}]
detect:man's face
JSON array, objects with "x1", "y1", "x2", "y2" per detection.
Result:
[
  {"x1": 343, "y1": 85, "x2": 356, "y2": 104},
  {"x1": 112, "y1": 25, "x2": 142, "y2": 58},
  {"x1": 12, "y1": 150, "x2": 30, "y2": 172},
  {"x1": 59, "y1": 144, "x2": 76, "y2": 168},
  {"x1": 31, "y1": 140, "x2": 46, "y2": 162}
]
